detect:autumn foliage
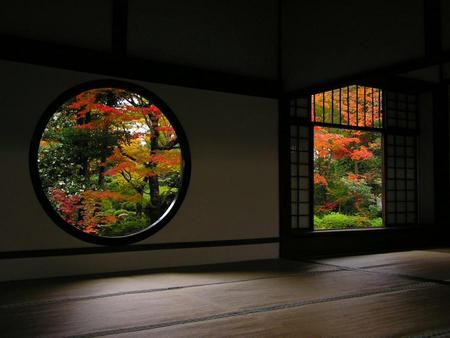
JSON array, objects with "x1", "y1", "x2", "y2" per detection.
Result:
[
  {"x1": 38, "y1": 88, "x2": 182, "y2": 237},
  {"x1": 312, "y1": 85, "x2": 383, "y2": 128},
  {"x1": 312, "y1": 86, "x2": 383, "y2": 229}
]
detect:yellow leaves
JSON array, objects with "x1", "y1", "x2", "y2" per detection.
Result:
[
  {"x1": 39, "y1": 140, "x2": 50, "y2": 148},
  {"x1": 121, "y1": 138, "x2": 150, "y2": 162}
]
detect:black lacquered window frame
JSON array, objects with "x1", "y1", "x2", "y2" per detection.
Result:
[
  {"x1": 29, "y1": 79, "x2": 191, "y2": 246},
  {"x1": 287, "y1": 97, "x2": 314, "y2": 231},
  {"x1": 284, "y1": 86, "x2": 419, "y2": 234},
  {"x1": 384, "y1": 92, "x2": 419, "y2": 226}
]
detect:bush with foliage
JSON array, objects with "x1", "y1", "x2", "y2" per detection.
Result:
[
  {"x1": 38, "y1": 88, "x2": 182, "y2": 237},
  {"x1": 314, "y1": 213, "x2": 382, "y2": 230},
  {"x1": 313, "y1": 86, "x2": 383, "y2": 230}
]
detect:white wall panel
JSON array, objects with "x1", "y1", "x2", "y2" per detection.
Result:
[
  {"x1": 0, "y1": 61, "x2": 278, "y2": 262},
  {"x1": 0, "y1": 244, "x2": 278, "y2": 281}
]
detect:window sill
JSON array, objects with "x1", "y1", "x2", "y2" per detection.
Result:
[{"x1": 288, "y1": 224, "x2": 428, "y2": 238}]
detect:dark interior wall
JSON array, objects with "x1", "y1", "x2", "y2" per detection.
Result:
[
  {"x1": 441, "y1": 0, "x2": 450, "y2": 50},
  {"x1": 418, "y1": 91, "x2": 434, "y2": 225},
  {"x1": 127, "y1": 0, "x2": 279, "y2": 79},
  {"x1": 282, "y1": 0, "x2": 425, "y2": 91},
  {"x1": 443, "y1": 0, "x2": 450, "y2": 197},
  {"x1": 0, "y1": 0, "x2": 279, "y2": 81},
  {"x1": 0, "y1": 60, "x2": 278, "y2": 280},
  {"x1": 0, "y1": 0, "x2": 113, "y2": 52}
]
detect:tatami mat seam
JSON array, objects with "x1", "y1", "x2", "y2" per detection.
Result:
[
  {"x1": 65, "y1": 282, "x2": 440, "y2": 338},
  {"x1": 299, "y1": 259, "x2": 450, "y2": 287},
  {"x1": 0, "y1": 268, "x2": 343, "y2": 310}
]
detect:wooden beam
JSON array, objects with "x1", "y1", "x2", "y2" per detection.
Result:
[
  {"x1": 0, "y1": 237, "x2": 279, "y2": 260},
  {"x1": 284, "y1": 53, "x2": 450, "y2": 98},
  {"x1": 0, "y1": 35, "x2": 278, "y2": 98}
]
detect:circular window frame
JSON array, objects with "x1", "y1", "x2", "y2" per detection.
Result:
[{"x1": 29, "y1": 79, "x2": 191, "y2": 246}]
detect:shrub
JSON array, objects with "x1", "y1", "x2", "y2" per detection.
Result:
[
  {"x1": 370, "y1": 217, "x2": 383, "y2": 227},
  {"x1": 98, "y1": 215, "x2": 148, "y2": 236},
  {"x1": 113, "y1": 209, "x2": 134, "y2": 216},
  {"x1": 315, "y1": 212, "x2": 373, "y2": 230},
  {"x1": 314, "y1": 215, "x2": 323, "y2": 228}
]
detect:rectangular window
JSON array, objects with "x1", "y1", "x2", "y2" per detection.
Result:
[
  {"x1": 312, "y1": 86, "x2": 383, "y2": 230},
  {"x1": 287, "y1": 84, "x2": 418, "y2": 232},
  {"x1": 313, "y1": 126, "x2": 383, "y2": 230}
]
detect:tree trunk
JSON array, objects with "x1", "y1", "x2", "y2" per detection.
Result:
[
  {"x1": 82, "y1": 158, "x2": 90, "y2": 184},
  {"x1": 97, "y1": 155, "x2": 106, "y2": 188},
  {"x1": 77, "y1": 112, "x2": 91, "y2": 184},
  {"x1": 149, "y1": 175, "x2": 160, "y2": 207},
  {"x1": 149, "y1": 116, "x2": 161, "y2": 208}
]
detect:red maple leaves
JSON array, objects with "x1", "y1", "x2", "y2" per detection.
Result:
[{"x1": 314, "y1": 126, "x2": 374, "y2": 161}]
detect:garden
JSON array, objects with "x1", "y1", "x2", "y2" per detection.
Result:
[
  {"x1": 38, "y1": 88, "x2": 182, "y2": 237},
  {"x1": 313, "y1": 86, "x2": 383, "y2": 230}
]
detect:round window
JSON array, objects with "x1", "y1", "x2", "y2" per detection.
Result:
[{"x1": 30, "y1": 80, "x2": 190, "y2": 245}]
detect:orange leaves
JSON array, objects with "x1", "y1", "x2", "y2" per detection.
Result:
[
  {"x1": 77, "y1": 190, "x2": 120, "y2": 232},
  {"x1": 68, "y1": 91, "x2": 96, "y2": 111},
  {"x1": 126, "y1": 104, "x2": 162, "y2": 118},
  {"x1": 104, "y1": 161, "x2": 136, "y2": 176},
  {"x1": 314, "y1": 127, "x2": 359, "y2": 160},
  {"x1": 332, "y1": 136, "x2": 360, "y2": 159},
  {"x1": 78, "y1": 192, "x2": 100, "y2": 231},
  {"x1": 314, "y1": 126, "x2": 374, "y2": 162},
  {"x1": 66, "y1": 89, "x2": 163, "y2": 132},
  {"x1": 311, "y1": 86, "x2": 383, "y2": 127},
  {"x1": 347, "y1": 173, "x2": 364, "y2": 182},
  {"x1": 83, "y1": 190, "x2": 128, "y2": 201},
  {"x1": 350, "y1": 146, "x2": 373, "y2": 161},
  {"x1": 137, "y1": 167, "x2": 157, "y2": 178},
  {"x1": 103, "y1": 215, "x2": 117, "y2": 224},
  {"x1": 126, "y1": 193, "x2": 143, "y2": 203},
  {"x1": 155, "y1": 126, "x2": 174, "y2": 133},
  {"x1": 314, "y1": 173, "x2": 328, "y2": 186},
  {"x1": 73, "y1": 121, "x2": 98, "y2": 130}
]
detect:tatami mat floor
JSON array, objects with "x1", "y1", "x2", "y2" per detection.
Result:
[{"x1": 1, "y1": 249, "x2": 450, "y2": 337}]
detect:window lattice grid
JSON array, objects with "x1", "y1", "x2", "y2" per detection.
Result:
[
  {"x1": 311, "y1": 85, "x2": 383, "y2": 128},
  {"x1": 287, "y1": 89, "x2": 418, "y2": 231},
  {"x1": 289, "y1": 123, "x2": 311, "y2": 229},
  {"x1": 385, "y1": 92, "x2": 417, "y2": 130},
  {"x1": 290, "y1": 97, "x2": 309, "y2": 118},
  {"x1": 385, "y1": 134, "x2": 417, "y2": 225}
]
